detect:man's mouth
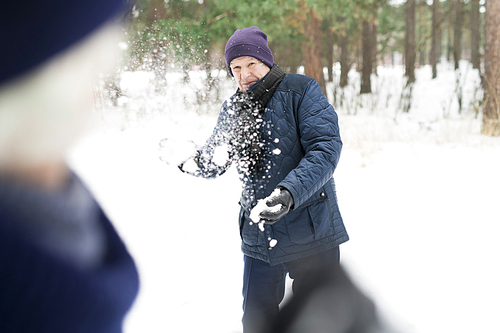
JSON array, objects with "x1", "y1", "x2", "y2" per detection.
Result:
[{"x1": 242, "y1": 81, "x2": 256, "y2": 89}]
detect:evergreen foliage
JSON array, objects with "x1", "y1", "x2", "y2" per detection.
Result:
[{"x1": 111, "y1": 0, "x2": 491, "y2": 129}]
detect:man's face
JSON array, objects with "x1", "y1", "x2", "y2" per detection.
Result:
[{"x1": 230, "y1": 56, "x2": 270, "y2": 93}]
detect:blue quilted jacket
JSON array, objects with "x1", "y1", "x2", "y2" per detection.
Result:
[{"x1": 197, "y1": 73, "x2": 348, "y2": 265}]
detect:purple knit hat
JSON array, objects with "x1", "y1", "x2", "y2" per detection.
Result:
[{"x1": 224, "y1": 26, "x2": 274, "y2": 76}]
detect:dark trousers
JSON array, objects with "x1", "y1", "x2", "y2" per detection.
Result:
[{"x1": 242, "y1": 247, "x2": 340, "y2": 333}]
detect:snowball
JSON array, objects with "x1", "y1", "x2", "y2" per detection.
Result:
[
  {"x1": 272, "y1": 148, "x2": 281, "y2": 155},
  {"x1": 249, "y1": 188, "x2": 283, "y2": 223},
  {"x1": 269, "y1": 239, "x2": 278, "y2": 248},
  {"x1": 250, "y1": 199, "x2": 267, "y2": 223}
]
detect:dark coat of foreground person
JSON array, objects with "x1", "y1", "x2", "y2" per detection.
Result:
[{"x1": 0, "y1": 1, "x2": 139, "y2": 332}]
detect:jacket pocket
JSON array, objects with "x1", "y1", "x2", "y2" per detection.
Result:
[
  {"x1": 239, "y1": 209, "x2": 259, "y2": 246},
  {"x1": 284, "y1": 207, "x2": 315, "y2": 244},
  {"x1": 308, "y1": 198, "x2": 334, "y2": 239}
]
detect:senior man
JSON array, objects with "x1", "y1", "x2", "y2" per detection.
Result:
[{"x1": 180, "y1": 26, "x2": 349, "y2": 332}]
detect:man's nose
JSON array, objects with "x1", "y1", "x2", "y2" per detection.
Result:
[{"x1": 241, "y1": 66, "x2": 250, "y2": 77}]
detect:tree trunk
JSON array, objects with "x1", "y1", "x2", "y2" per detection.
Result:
[
  {"x1": 481, "y1": 0, "x2": 500, "y2": 136},
  {"x1": 270, "y1": 39, "x2": 302, "y2": 74},
  {"x1": 453, "y1": 0, "x2": 463, "y2": 70},
  {"x1": 471, "y1": 0, "x2": 481, "y2": 69},
  {"x1": 361, "y1": 20, "x2": 372, "y2": 94},
  {"x1": 325, "y1": 25, "x2": 335, "y2": 82},
  {"x1": 447, "y1": 10, "x2": 453, "y2": 62},
  {"x1": 431, "y1": 0, "x2": 439, "y2": 79},
  {"x1": 340, "y1": 32, "x2": 350, "y2": 88},
  {"x1": 405, "y1": 0, "x2": 416, "y2": 83},
  {"x1": 371, "y1": 22, "x2": 378, "y2": 75},
  {"x1": 302, "y1": 7, "x2": 326, "y2": 94},
  {"x1": 437, "y1": 8, "x2": 442, "y2": 60}
]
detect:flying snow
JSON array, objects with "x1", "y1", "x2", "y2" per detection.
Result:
[
  {"x1": 158, "y1": 137, "x2": 197, "y2": 166},
  {"x1": 212, "y1": 144, "x2": 230, "y2": 166}
]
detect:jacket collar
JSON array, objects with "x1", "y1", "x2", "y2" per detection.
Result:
[{"x1": 239, "y1": 64, "x2": 286, "y2": 109}]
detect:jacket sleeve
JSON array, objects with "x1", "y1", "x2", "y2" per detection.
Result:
[
  {"x1": 188, "y1": 103, "x2": 234, "y2": 179},
  {"x1": 278, "y1": 79, "x2": 342, "y2": 208}
]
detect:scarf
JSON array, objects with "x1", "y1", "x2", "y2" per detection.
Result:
[{"x1": 228, "y1": 64, "x2": 286, "y2": 176}]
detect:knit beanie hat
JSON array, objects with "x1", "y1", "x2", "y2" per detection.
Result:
[
  {"x1": 224, "y1": 26, "x2": 274, "y2": 77},
  {"x1": 0, "y1": 0, "x2": 130, "y2": 86}
]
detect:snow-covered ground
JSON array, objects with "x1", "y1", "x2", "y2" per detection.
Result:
[{"x1": 69, "y1": 61, "x2": 500, "y2": 333}]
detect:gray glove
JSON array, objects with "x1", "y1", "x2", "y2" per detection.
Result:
[{"x1": 259, "y1": 187, "x2": 294, "y2": 224}]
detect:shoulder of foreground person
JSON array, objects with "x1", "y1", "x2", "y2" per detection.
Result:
[{"x1": 0, "y1": 184, "x2": 139, "y2": 333}]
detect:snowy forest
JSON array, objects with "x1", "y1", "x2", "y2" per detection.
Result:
[
  {"x1": 95, "y1": 0, "x2": 500, "y2": 136},
  {"x1": 68, "y1": 0, "x2": 500, "y2": 332}
]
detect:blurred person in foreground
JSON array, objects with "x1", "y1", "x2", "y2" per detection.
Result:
[
  {"x1": 265, "y1": 263, "x2": 387, "y2": 333},
  {"x1": 0, "y1": 1, "x2": 138, "y2": 332},
  {"x1": 174, "y1": 26, "x2": 352, "y2": 332}
]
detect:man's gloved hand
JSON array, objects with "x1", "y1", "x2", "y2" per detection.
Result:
[
  {"x1": 178, "y1": 151, "x2": 200, "y2": 173},
  {"x1": 259, "y1": 187, "x2": 294, "y2": 224}
]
